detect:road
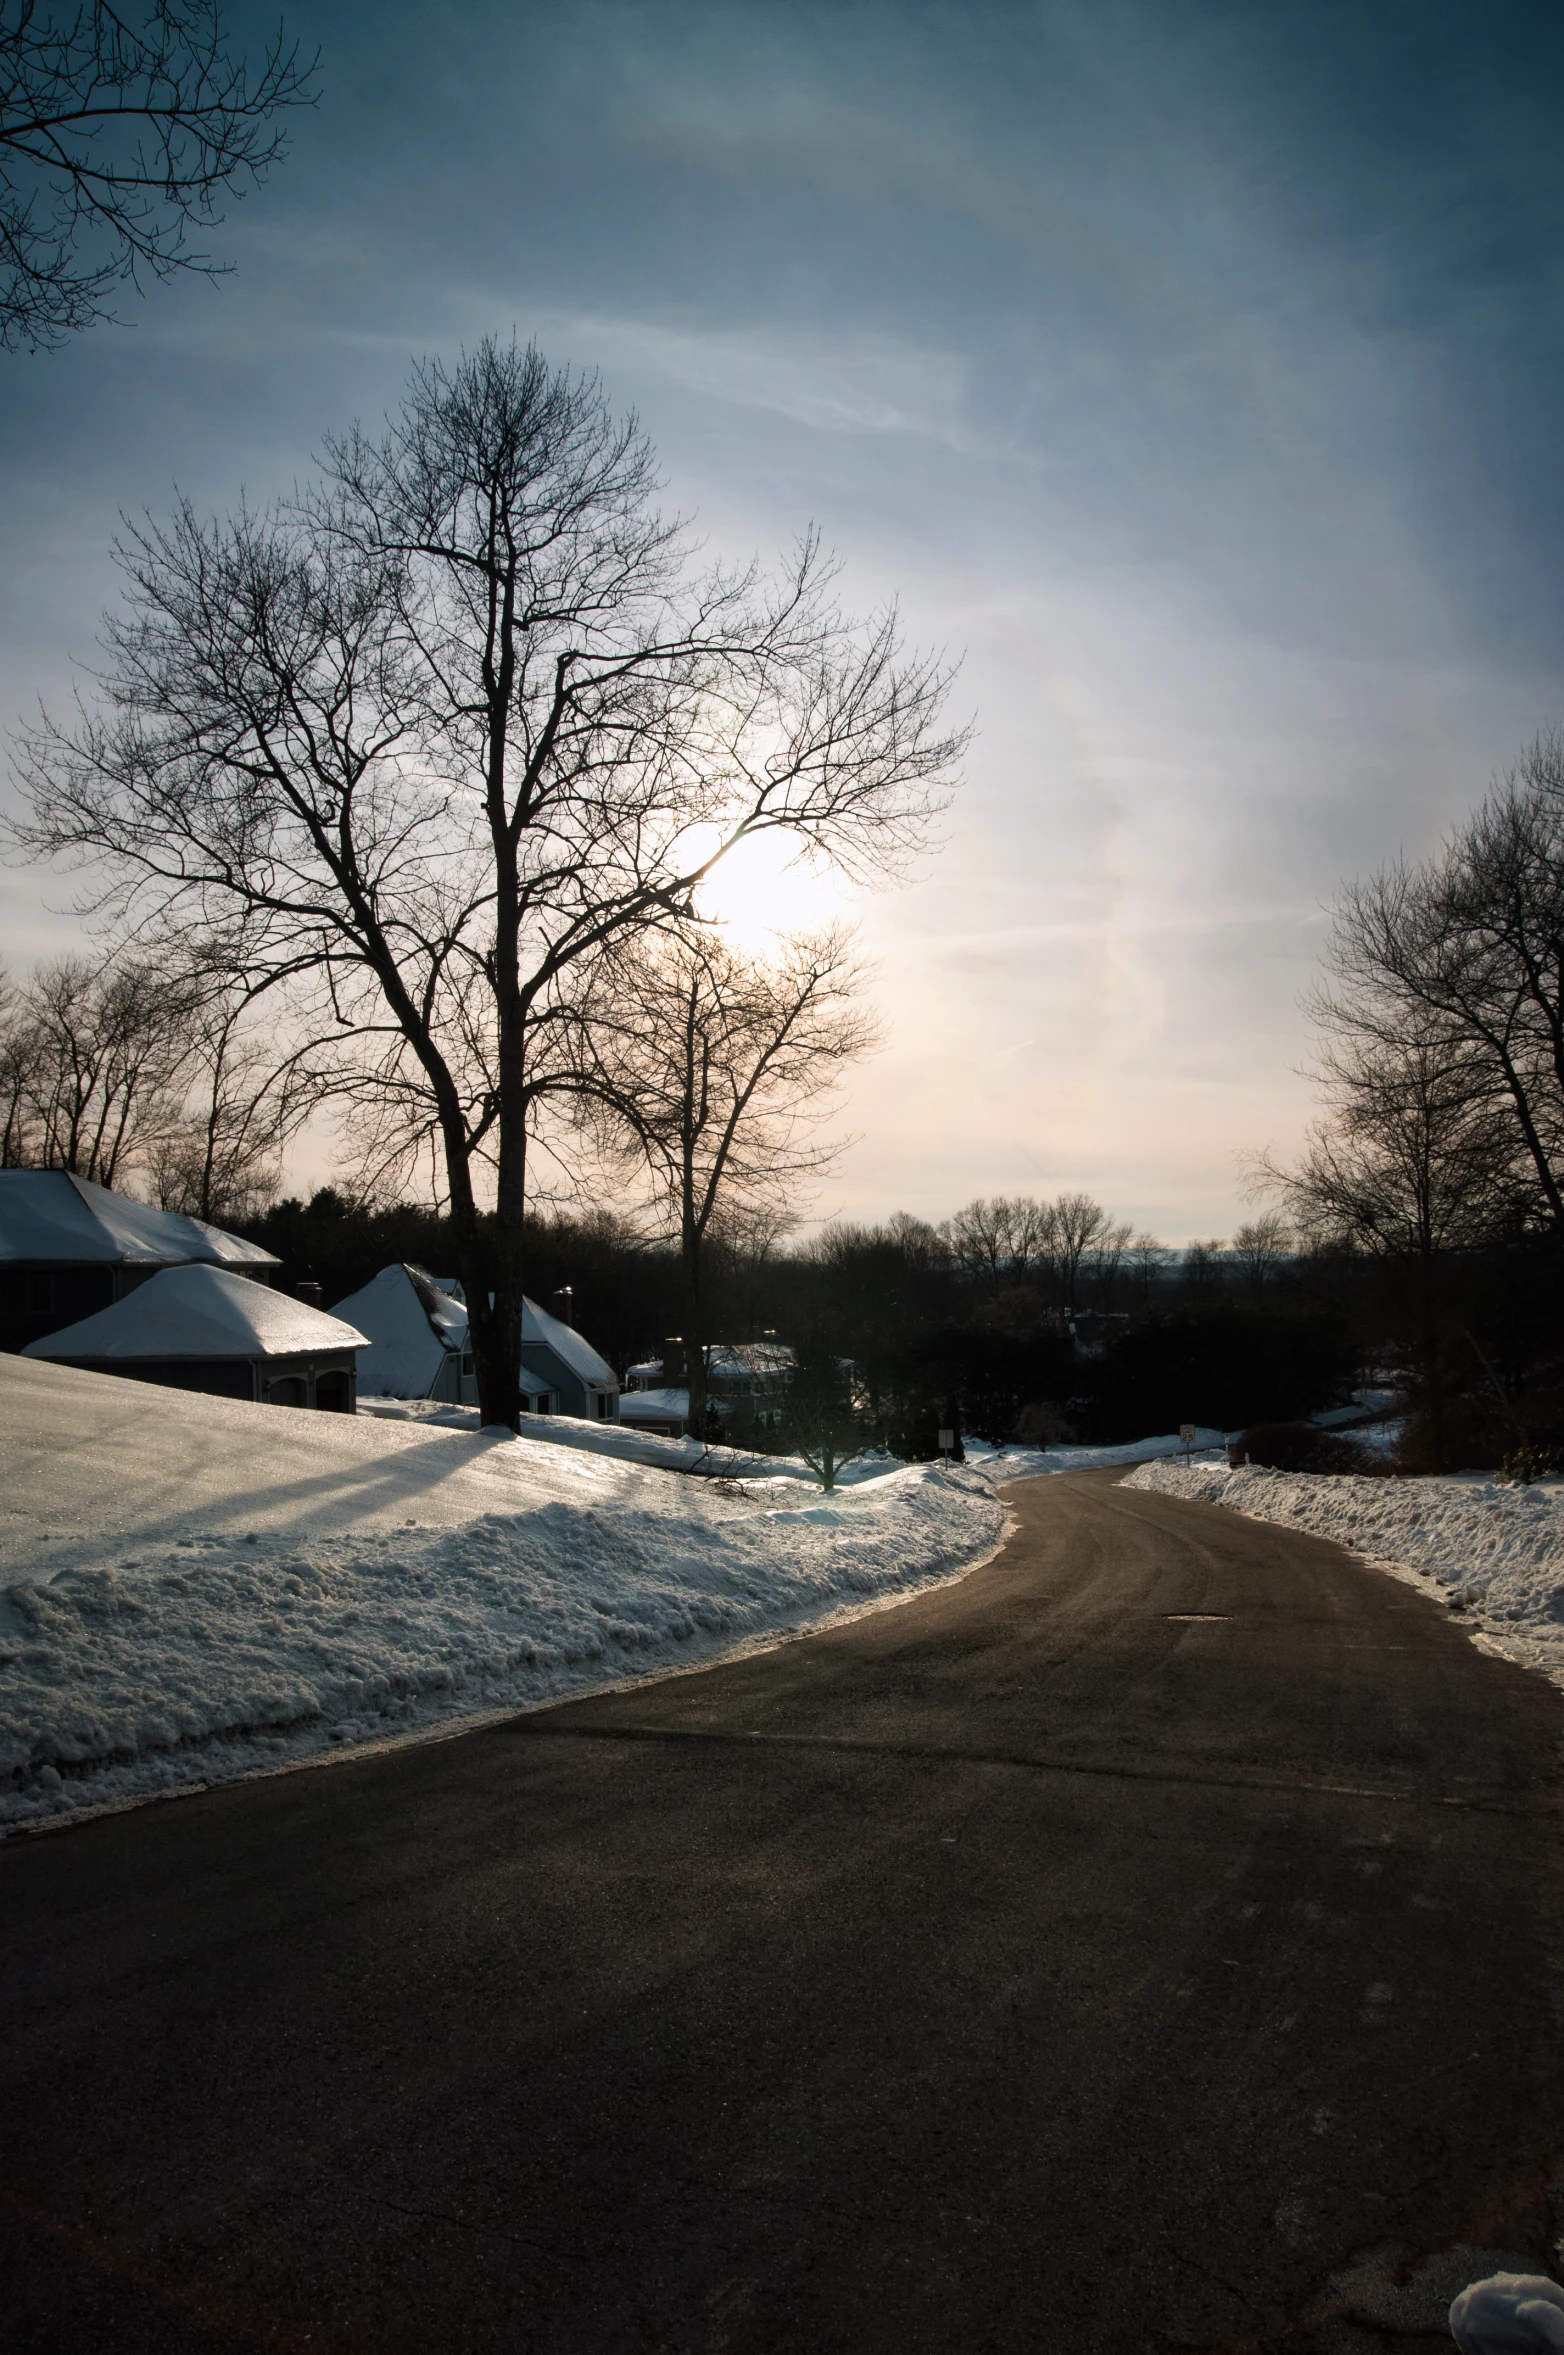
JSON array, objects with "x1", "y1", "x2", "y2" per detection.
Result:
[{"x1": 4, "y1": 1469, "x2": 1564, "y2": 2355}]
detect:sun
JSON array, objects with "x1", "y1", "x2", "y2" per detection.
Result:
[{"x1": 692, "y1": 829, "x2": 851, "y2": 952}]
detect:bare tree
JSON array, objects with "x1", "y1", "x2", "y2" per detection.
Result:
[
  {"x1": 1179, "y1": 1238, "x2": 1227, "y2": 1295},
  {"x1": 1, "y1": 0, "x2": 316, "y2": 351},
  {"x1": 145, "y1": 971, "x2": 312, "y2": 1222},
  {"x1": 1230, "y1": 1212, "x2": 1293, "y2": 1296},
  {"x1": 1127, "y1": 1230, "x2": 1166, "y2": 1305},
  {"x1": 582, "y1": 921, "x2": 878, "y2": 1436},
  {"x1": 1325, "y1": 734, "x2": 1564, "y2": 1234},
  {"x1": 1044, "y1": 1191, "x2": 1117, "y2": 1313},
  {"x1": 13, "y1": 950, "x2": 190, "y2": 1182},
  {"x1": 13, "y1": 338, "x2": 963, "y2": 1423},
  {"x1": 1253, "y1": 1016, "x2": 1517, "y2": 1260},
  {"x1": 0, "y1": 961, "x2": 43, "y2": 1163},
  {"x1": 944, "y1": 1195, "x2": 1053, "y2": 1294}
]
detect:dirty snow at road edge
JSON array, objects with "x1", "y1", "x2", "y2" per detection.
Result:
[
  {"x1": 1124, "y1": 1458, "x2": 1564, "y2": 1691},
  {"x1": 1, "y1": 1358, "x2": 1006, "y2": 1834}
]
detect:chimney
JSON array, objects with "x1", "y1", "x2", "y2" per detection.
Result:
[{"x1": 662, "y1": 1335, "x2": 687, "y2": 1385}]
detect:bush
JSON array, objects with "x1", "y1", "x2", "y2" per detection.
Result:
[
  {"x1": 1227, "y1": 1422, "x2": 1384, "y2": 1475},
  {"x1": 1500, "y1": 1442, "x2": 1564, "y2": 1485}
]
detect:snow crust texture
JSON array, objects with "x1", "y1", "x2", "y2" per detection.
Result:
[
  {"x1": 0, "y1": 1360, "x2": 1005, "y2": 1832},
  {"x1": 1124, "y1": 1459, "x2": 1564, "y2": 1689}
]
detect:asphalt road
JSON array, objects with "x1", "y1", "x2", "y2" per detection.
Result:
[{"x1": 5, "y1": 1470, "x2": 1564, "y2": 2355}]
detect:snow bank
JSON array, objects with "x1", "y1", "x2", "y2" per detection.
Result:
[
  {"x1": 359, "y1": 1401, "x2": 1230, "y2": 1489},
  {"x1": 0, "y1": 1358, "x2": 1004, "y2": 1833},
  {"x1": 1123, "y1": 1457, "x2": 1564, "y2": 1689}
]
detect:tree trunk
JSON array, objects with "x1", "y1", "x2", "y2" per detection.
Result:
[{"x1": 683, "y1": 1237, "x2": 709, "y2": 1440}]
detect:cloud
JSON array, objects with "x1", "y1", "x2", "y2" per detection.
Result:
[{"x1": 529, "y1": 309, "x2": 998, "y2": 454}]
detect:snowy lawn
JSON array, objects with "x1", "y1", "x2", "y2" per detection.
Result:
[
  {"x1": 0, "y1": 1357, "x2": 1009, "y2": 1834},
  {"x1": 1124, "y1": 1458, "x2": 1564, "y2": 1692},
  {"x1": 359, "y1": 1397, "x2": 1227, "y2": 1486}
]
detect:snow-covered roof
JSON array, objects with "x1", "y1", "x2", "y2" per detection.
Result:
[
  {"x1": 0, "y1": 1171, "x2": 279, "y2": 1270},
  {"x1": 330, "y1": 1263, "x2": 464, "y2": 1398},
  {"x1": 521, "y1": 1295, "x2": 616, "y2": 1389},
  {"x1": 617, "y1": 1387, "x2": 688, "y2": 1424},
  {"x1": 330, "y1": 1263, "x2": 616, "y2": 1398},
  {"x1": 22, "y1": 1264, "x2": 364, "y2": 1362}
]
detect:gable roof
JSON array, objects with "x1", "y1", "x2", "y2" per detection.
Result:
[
  {"x1": 22, "y1": 1264, "x2": 364, "y2": 1362},
  {"x1": 0, "y1": 1171, "x2": 279, "y2": 1270},
  {"x1": 521, "y1": 1295, "x2": 616, "y2": 1389},
  {"x1": 329, "y1": 1263, "x2": 461, "y2": 1397},
  {"x1": 332, "y1": 1262, "x2": 617, "y2": 1397}
]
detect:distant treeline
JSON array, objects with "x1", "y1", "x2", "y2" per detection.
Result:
[{"x1": 240, "y1": 1187, "x2": 1363, "y2": 1456}]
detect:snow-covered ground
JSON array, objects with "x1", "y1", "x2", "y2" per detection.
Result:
[
  {"x1": 2, "y1": 1357, "x2": 1015, "y2": 1834},
  {"x1": 359, "y1": 1396, "x2": 1227, "y2": 1486},
  {"x1": 1125, "y1": 1458, "x2": 1564, "y2": 1691},
  {"x1": 0, "y1": 1356, "x2": 1238, "y2": 1837}
]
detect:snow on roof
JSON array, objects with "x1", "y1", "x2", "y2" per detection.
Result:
[
  {"x1": 617, "y1": 1387, "x2": 688, "y2": 1423},
  {"x1": 329, "y1": 1263, "x2": 464, "y2": 1398},
  {"x1": 22, "y1": 1264, "x2": 365, "y2": 1362},
  {"x1": 521, "y1": 1295, "x2": 616, "y2": 1389},
  {"x1": 0, "y1": 1171, "x2": 279, "y2": 1270},
  {"x1": 329, "y1": 1263, "x2": 615, "y2": 1397}
]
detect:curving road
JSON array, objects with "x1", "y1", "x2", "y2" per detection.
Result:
[{"x1": 4, "y1": 1470, "x2": 1564, "y2": 2355}]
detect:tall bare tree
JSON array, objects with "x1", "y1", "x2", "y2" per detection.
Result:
[
  {"x1": 1042, "y1": 1191, "x2": 1127, "y2": 1313},
  {"x1": 14, "y1": 338, "x2": 963, "y2": 1422},
  {"x1": 0, "y1": 961, "x2": 42, "y2": 1164},
  {"x1": 1254, "y1": 1016, "x2": 1518, "y2": 1260},
  {"x1": 1, "y1": 0, "x2": 316, "y2": 351},
  {"x1": 10, "y1": 950, "x2": 190, "y2": 1183},
  {"x1": 1326, "y1": 733, "x2": 1564, "y2": 1234},
  {"x1": 944, "y1": 1195, "x2": 1052, "y2": 1294},
  {"x1": 145, "y1": 972, "x2": 311, "y2": 1222},
  {"x1": 582, "y1": 921, "x2": 877, "y2": 1435}
]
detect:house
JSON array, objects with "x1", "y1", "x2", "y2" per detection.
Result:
[
  {"x1": 21, "y1": 1263, "x2": 365, "y2": 1409},
  {"x1": 616, "y1": 1385, "x2": 693, "y2": 1438},
  {"x1": 0, "y1": 1169, "x2": 280, "y2": 1355},
  {"x1": 521, "y1": 1294, "x2": 619, "y2": 1421},
  {"x1": 333, "y1": 1263, "x2": 620, "y2": 1421},
  {"x1": 331, "y1": 1263, "x2": 477, "y2": 1403},
  {"x1": 620, "y1": 1338, "x2": 793, "y2": 1439}
]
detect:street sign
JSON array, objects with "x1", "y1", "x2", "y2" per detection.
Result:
[
  {"x1": 938, "y1": 1428, "x2": 955, "y2": 1454},
  {"x1": 1179, "y1": 1424, "x2": 1197, "y2": 1445}
]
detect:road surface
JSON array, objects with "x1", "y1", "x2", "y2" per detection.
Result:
[{"x1": 4, "y1": 1469, "x2": 1564, "y2": 2354}]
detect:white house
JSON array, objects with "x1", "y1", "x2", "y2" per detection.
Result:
[
  {"x1": 22, "y1": 1263, "x2": 365, "y2": 1409},
  {"x1": 333, "y1": 1264, "x2": 620, "y2": 1420}
]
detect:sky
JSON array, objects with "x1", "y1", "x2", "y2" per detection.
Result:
[{"x1": 2, "y1": 0, "x2": 1562, "y2": 1240}]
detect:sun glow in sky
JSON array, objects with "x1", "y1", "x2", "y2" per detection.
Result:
[
  {"x1": 692, "y1": 829, "x2": 853, "y2": 955},
  {"x1": 3, "y1": 1, "x2": 1562, "y2": 1238}
]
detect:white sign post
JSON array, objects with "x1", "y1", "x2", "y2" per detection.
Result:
[
  {"x1": 938, "y1": 1428, "x2": 955, "y2": 1459},
  {"x1": 1179, "y1": 1422, "x2": 1197, "y2": 1464}
]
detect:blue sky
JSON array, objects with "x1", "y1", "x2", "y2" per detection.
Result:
[{"x1": 3, "y1": 0, "x2": 1562, "y2": 1235}]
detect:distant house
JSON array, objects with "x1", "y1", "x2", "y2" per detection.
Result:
[
  {"x1": 620, "y1": 1338, "x2": 792, "y2": 1439},
  {"x1": 334, "y1": 1263, "x2": 620, "y2": 1421},
  {"x1": 0, "y1": 1170, "x2": 280, "y2": 1355},
  {"x1": 22, "y1": 1263, "x2": 365, "y2": 1409}
]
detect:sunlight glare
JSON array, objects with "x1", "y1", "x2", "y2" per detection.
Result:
[{"x1": 693, "y1": 829, "x2": 852, "y2": 951}]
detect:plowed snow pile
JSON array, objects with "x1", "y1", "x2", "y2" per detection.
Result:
[
  {"x1": 1125, "y1": 1458, "x2": 1564, "y2": 1689},
  {"x1": 0, "y1": 1358, "x2": 1004, "y2": 1833}
]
